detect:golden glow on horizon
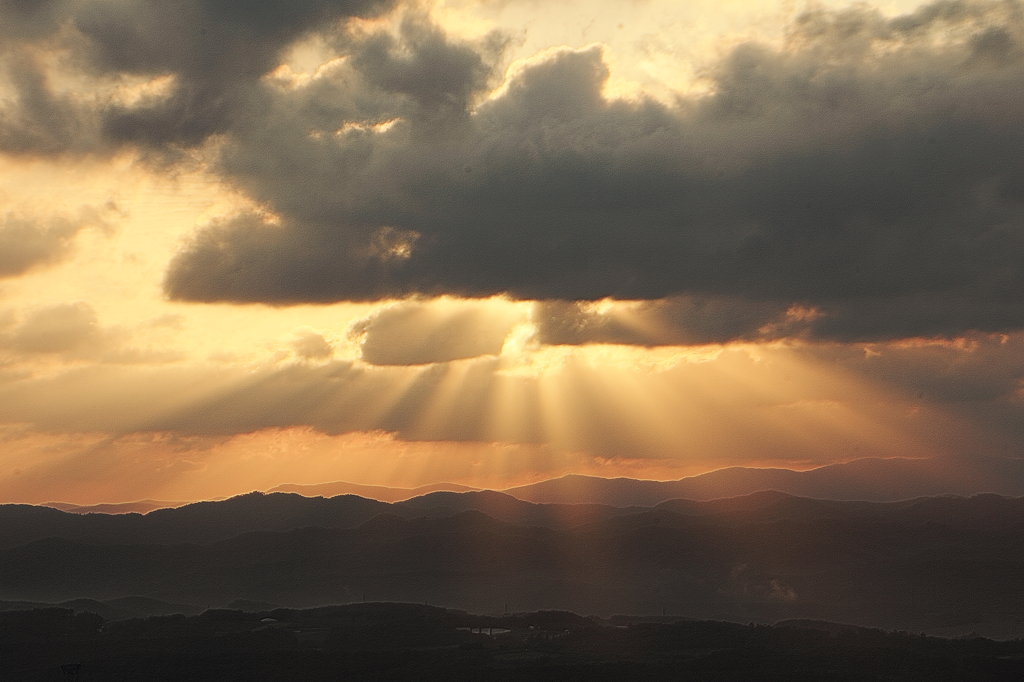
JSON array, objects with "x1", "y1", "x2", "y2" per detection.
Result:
[{"x1": 0, "y1": 332, "x2": 969, "y2": 503}]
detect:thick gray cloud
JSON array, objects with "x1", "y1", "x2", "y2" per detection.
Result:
[
  {"x1": 5, "y1": 1, "x2": 1024, "y2": 341},
  {"x1": 0, "y1": 0, "x2": 398, "y2": 155},
  {"x1": 533, "y1": 297, "x2": 795, "y2": 346},
  {"x1": 0, "y1": 0, "x2": 69, "y2": 44},
  {"x1": 0, "y1": 51, "x2": 101, "y2": 156},
  {"x1": 533, "y1": 295, "x2": 1024, "y2": 345},
  {"x1": 78, "y1": 0, "x2": 397, "y2": 147},
  {"x1": 158, "y1": 1, "x2": 1024, "y2": 342}
]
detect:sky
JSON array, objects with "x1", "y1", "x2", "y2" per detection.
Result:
[{"x1": 2, "y1": 0, "x2": 1024, "y2": 504}]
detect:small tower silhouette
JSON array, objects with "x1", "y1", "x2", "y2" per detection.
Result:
[{"x1": 61, "y1": 663, "x2": 81, "y2": 681}]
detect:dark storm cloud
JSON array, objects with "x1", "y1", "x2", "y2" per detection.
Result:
[
  {"x1": 157, "y1": 1, "x2": 1024, "y2": 341},
  {"x1": 0, "y1": 0, "x2": 69, "y2": 44},
  {"x1": 83, "y1": 0, "x2": 400, "y2": 147},
  {"x1": 533, "y1": 295, "x2": 1024, "y2": 346},
  {"x1": 0, "y1": 0, "x2": 398, "y2": 154},
  {"x1": 0, "y1": 51, "x2": 101, "y2": 156},
  {"x1": 5, "y1": 1, "x2": 1024, "y2": 341},
  {"x1": 532, "y1": 297, "x2": 795, "y2": 346},
  {"x1": 347, "y1": 15, "x2": 505, "y2": 137}
]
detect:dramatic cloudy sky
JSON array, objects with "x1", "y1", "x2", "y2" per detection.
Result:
[{"x1": 2, "y1": 0, "x2": 1024, "y2": 503}]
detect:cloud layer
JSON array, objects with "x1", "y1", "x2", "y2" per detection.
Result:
[
  {"x1": 167, "y1": 1, "x2": 1024, "y2": 342},
  {"x1": 3, "y1": 1, "x2": 1024, "y2": 342}
]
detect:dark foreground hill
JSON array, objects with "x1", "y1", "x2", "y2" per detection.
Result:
[
  {"x1": 2, "y1": 491, "x2": 1024, "y2": 637},
  {"x1": 3, "y1": 602, "x2": 1023, "y2": 682}
]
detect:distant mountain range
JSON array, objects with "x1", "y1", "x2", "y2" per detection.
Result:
[
  {"x1": 271, "y1": 456, "x2": 1024, "y2": 508},
  {"x1": 267, "y1": 481, "x2": 479, "y2": 502},
  {"x1": 1, "y1": 490, "x2": 649, "y2": 550},
  {"x1": 43, "y1": 500, "x2": 192, "y2": 514},
  {"x1": 0, "y1": 595, "x2": 203, "y2": 621},
  {"x1": 3, "y1": 488, "x2": 1024, "y2": 638},
  {"x1": 39, "y1": 456, "x2": 1024, "y2": 513},
  {"x1": 502, "y1": 456, "x2": 1024, "y2": 506}
]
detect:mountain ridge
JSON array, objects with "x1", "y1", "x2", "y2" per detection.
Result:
[
  {"x1": 2, "y1": 492, "x2": 1023, "y2": 637},
  {"x1": 267, "y1": 481, "x2": 480, "y2": 502},
  {"x1": 31, "y1": 456, "x2": 1024, "y2": 512},
  {"x1": 501, "y1": 456, "x2": 1024, "y2": 505}
]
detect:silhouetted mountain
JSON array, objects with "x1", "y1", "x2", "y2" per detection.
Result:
[
  {"x1": 394, "y1": 490, "x2": 646, "y2": 527},
  {"x1": 268, "y1": 481, "x2": 480, "y2": 502},
  {"x1": 0, "y1": 490, "x2": 640, "y2": 551},
  {"x1": 657, "y1": 491, "x2": 1024, "y2": 530},
  {"x1": 42, "y1": 500, "x2": 191, "y2": 514},
  {"x1": 2, "y1": 493, "x2": 1023, "y2": 637},
  {"x1": 7, "y1": 487, "x2": 1024, "y2": 550},
  {"x1": 502, "y1": 456, "x2": 1024, "y2": 505},
  {"x1": 0, "y1": 596, "x2": 202, "y2": 621},
  {"x1": 0, "y1": 493, "x2": 394, "y2": 549}
]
